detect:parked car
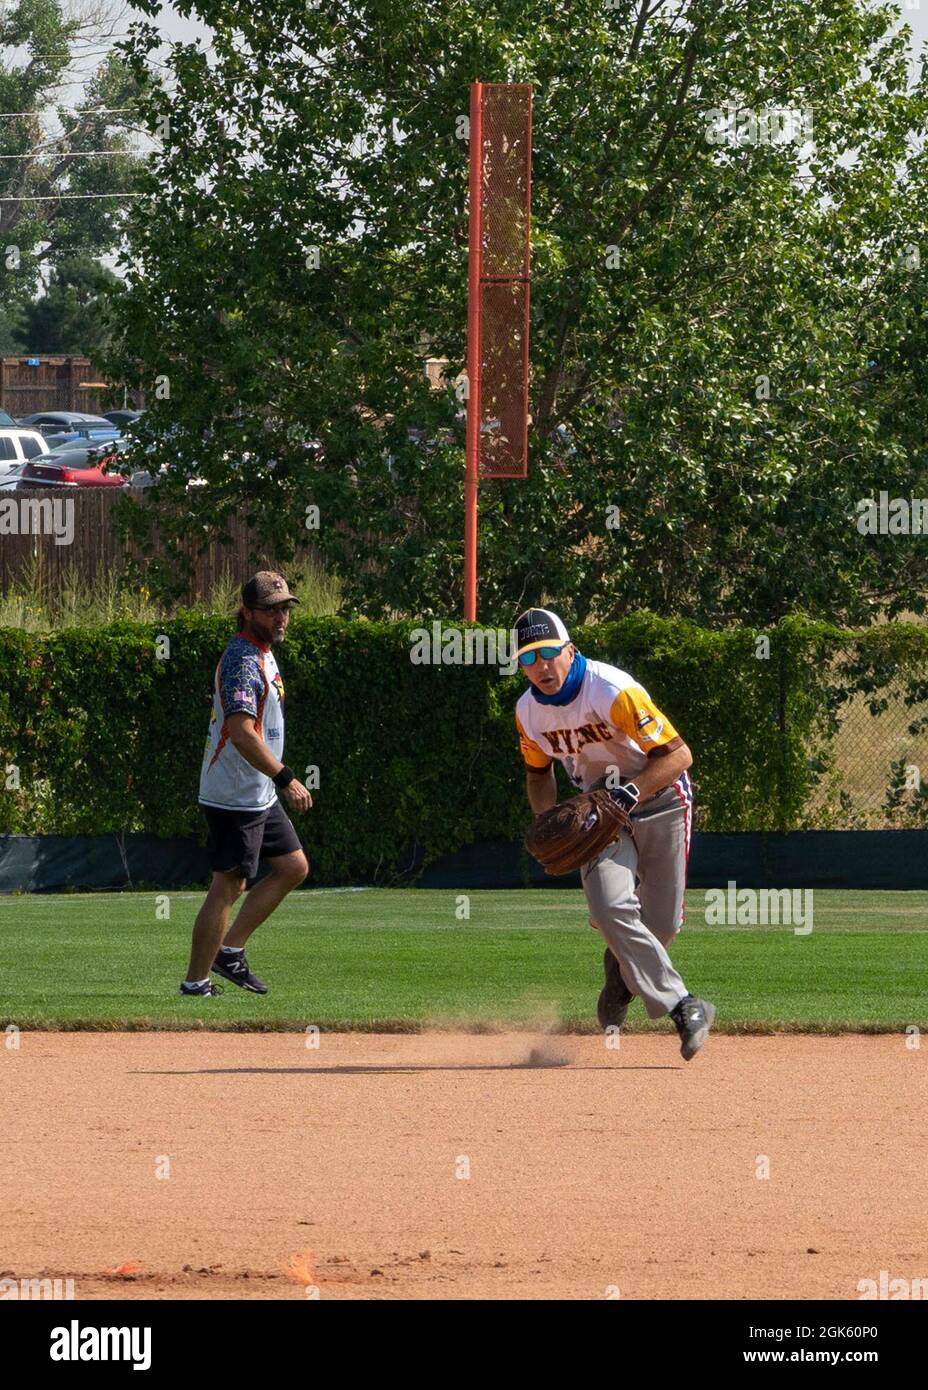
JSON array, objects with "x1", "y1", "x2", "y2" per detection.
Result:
[
  {"x1": 125, "y1": 459, "x2": 207, "y2": 490},
  {"x1": 0, "y1": 409, "x2": 17, "y2": 429},
  {"x1": 123, "y1": 426, "x2": 208, "y2": 489},
  {"x1": 16, "y1": 412, "x2": 122, "y2": 448},
  {"x1": 103, "y1": 409, "x2": 144, "y2": 428},
  {"x1": 17, "y1": 438, "x2": 130, "y2": 490},
  {"x1": 0, "y1": 428, "x2": 51, "y2": 489}
]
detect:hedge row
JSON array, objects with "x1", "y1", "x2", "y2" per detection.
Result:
[{"x1": 0, "y1": 613, "x2": 925, "y2": 882}]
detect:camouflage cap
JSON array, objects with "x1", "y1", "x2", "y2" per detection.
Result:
[{"x1": 241, "y1": 571, "x2": 300, "y2": 607}]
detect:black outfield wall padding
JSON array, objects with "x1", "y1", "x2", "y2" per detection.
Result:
[
  {"x1": 0, "y1": 834, "x2": 213, "y2": 894},
  {"x1": 418, "y1": 831, "x2": 928, "y2": 891},
  {"x1": 1, "y1": 829, "x2": 926, "y2": 894}
]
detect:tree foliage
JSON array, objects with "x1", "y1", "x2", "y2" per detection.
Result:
[
  {"x1": 0, "y1": 0, "x2": 144, "y2": 346},
  {"x1": 112, "y1": 0, "x2": 928, "y2": 625},
  {"x1": 15, "y1": 252, "x2": 122, "y2": 351}
]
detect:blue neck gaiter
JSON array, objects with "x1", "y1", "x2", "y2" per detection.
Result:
[{"x1": 530, "y1": 649, "x2": 587, "y2": 706}]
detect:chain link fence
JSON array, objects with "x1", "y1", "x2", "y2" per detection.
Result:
[{"x1": 803, "y1": 651, "x2": 928, "y2": 829}]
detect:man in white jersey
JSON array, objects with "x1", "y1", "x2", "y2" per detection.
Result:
[
  {"x1": 181, "y1": 572, "x2": 312, "y2": 998},
  {"x1": 514, "y1": 607, "x2": 715, "y2": 1060}
]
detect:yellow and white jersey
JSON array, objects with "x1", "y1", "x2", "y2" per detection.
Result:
[{"x1": 515, "y1": 659, "x2": 680, "y2": 790}]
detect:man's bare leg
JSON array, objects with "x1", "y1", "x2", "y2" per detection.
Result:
[
  {"x1": 186, "y1": 870, "x2": 246, "y2": 982},
  {"x1": 222, "y1": 849, "x2": 309, "y2": 948}
]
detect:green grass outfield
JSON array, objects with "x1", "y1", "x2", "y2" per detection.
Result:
[{"x1": 1, "y1": 888, "x2": 926, "y2": 1033}]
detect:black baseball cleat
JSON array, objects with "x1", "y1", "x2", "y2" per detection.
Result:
[
  {"x1": 597, "y1": 947, "x2": 635, "y2": 1029},
  {"x1": 180, "y1": 980, "x2": 224, "y2": 997},
  {"x1": 669, "y1": 994, "x2": 716, "y2": 1060},
  {"x1": 212, "y1": 948, "x2": 268, "y2": 994}
]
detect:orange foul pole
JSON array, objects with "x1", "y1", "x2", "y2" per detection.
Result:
[
  {"x1": 464, "y1": 81, "x2": 532, "y2": 621},
  {"x1": 464, "y1": 81, "x2": 483, "y2": 623}
]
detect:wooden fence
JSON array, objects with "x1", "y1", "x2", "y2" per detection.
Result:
[
  {"x1": 0, "y1": 489, "x2": 318, "y2": 602},
  {"x1": 0, "y1": 356, "x2": 143, "y2": 417}
]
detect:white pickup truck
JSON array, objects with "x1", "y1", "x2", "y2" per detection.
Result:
[{"x1": 0, "y1": 429, "x2": 51, "y2": 489}]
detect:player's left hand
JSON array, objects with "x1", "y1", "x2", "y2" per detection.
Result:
[
  {"x1": 524, "y1": 788, "x2": 633, "y2": 876},
  {"x1": 282, "y1": 779, "x2": 313, "y2": 812}
]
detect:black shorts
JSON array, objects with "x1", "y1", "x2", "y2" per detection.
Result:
[{"x1": 200, "y1": 800, "x2": 303, "y2": 881}]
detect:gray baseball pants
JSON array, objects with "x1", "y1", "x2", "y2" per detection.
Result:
[{"x1": 581, "y1": 784, "x2": 691, "y2": 1018}]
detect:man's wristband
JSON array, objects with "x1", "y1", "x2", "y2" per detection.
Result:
[{"x1": 273, "y1": 765, "x2": 296, "y2": 790}]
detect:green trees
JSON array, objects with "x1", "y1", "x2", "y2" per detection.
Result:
[
  {"x1": 111, "y1": 0, "x2": 928, "y2": 625},
  {"x1": 0, "y1": 0, "x2": 143, "y2": 354},
  {"x1": 16, "y1": 253, "x2": 122, "y2": 352}
]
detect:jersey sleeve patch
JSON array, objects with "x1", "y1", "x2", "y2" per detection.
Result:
[
  {"x1": 219, "y1": 648, "x2": 263, "y2": 718},
  {"x1": 608, "y1": 685, "x2": 679, "y2": 752},
  {"x1": 516, "y1": 712, "x2": 553, "y2": 770}
]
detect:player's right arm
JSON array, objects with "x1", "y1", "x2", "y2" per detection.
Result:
[
  {"x1": 217, "y1": 647, "x2": 312, "y2": 812},
  {"x1": 517, "y1": 713, "x2": 557, "y2": 815},
  {"x1": 526, "y1": 764, "x2": 556, "y2": 816},
  {"x1": 219, "y1": 644, "x2": 313, "y2": 811}
]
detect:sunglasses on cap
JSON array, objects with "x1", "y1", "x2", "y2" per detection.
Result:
[{"x1": 518, "y1": 644, "x2": 567, "y2": 667}]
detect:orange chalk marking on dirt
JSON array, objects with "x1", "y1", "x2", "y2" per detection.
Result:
[
  {"x1": 282, "y1": 1250, "x2": 316, "y2": 1287},
  {"x1": 112, "y1": 1262, "x2": 142, "y2": 1276}
]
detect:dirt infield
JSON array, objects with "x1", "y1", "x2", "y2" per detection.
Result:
[{"x1": 2, "y1": 1031, "x2": 924, "y2": 1300}]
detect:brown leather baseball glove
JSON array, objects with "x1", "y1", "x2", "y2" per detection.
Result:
[{"x1": 524, "y1": 788, "x2": 635, "y2": 876}]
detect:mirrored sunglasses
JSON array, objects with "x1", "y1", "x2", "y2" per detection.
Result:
[{"x1": 518, "y1": 644, "x2": 566, "y2": 667}]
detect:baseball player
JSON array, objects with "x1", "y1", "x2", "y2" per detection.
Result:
[
  {"x1": 514, "y1": 607, "x2": 715, "y2": 1059},
  {"x1": 181, "y1": 571, "x2": 312, "y2": 997}
]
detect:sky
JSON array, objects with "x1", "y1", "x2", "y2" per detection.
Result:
[
  {"x1": 125, "y1": 2, "x2": 204, "y2": 55},
  {"x1": 132, "y1": 2, "x2": 928, "y2": 65},
  {"x1": 48, "y1": 1, "x2": 928, "y2": 107},
  {"x1": 897, "y1": 0, "x2": 928, "y2": 50}
]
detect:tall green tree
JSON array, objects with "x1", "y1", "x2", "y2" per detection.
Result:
[
  {"x1": 112, "y1": 0, "x2": 928, "y2": 625},
  {"x1": 16, "y1": 252, "x2": 122, "y2": 353},
  {"x1": 0, "y1": 0, "x2": 144, "y2": 343},
  {"x1": 0, "y1": 303, "x2": 24, "y2": 354}
]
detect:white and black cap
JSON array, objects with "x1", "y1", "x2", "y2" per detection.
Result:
[{"x1": 514, "y1": 607, "x2": 571, "y2": 659}]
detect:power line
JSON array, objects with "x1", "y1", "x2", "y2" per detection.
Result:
[
  {"x1": 3, "y1": 36, "x2": 142, "y2": 58},
  {"x1": 5, "y1": 49, "x2": 131, "y2": 60},
  {"x1": 0, "y1": 151, "x2": 139, "y2": 160},
  {"x1": 0, "y1": 108, "x2": 139, "y2": 119},
  {"x1": 0, "y1": 191, "x2": 145, "y2": 202}
]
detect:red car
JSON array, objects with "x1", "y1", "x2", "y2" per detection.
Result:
[{"x1": 17, "y1": 441, "x2": 129, "y2": 490}]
